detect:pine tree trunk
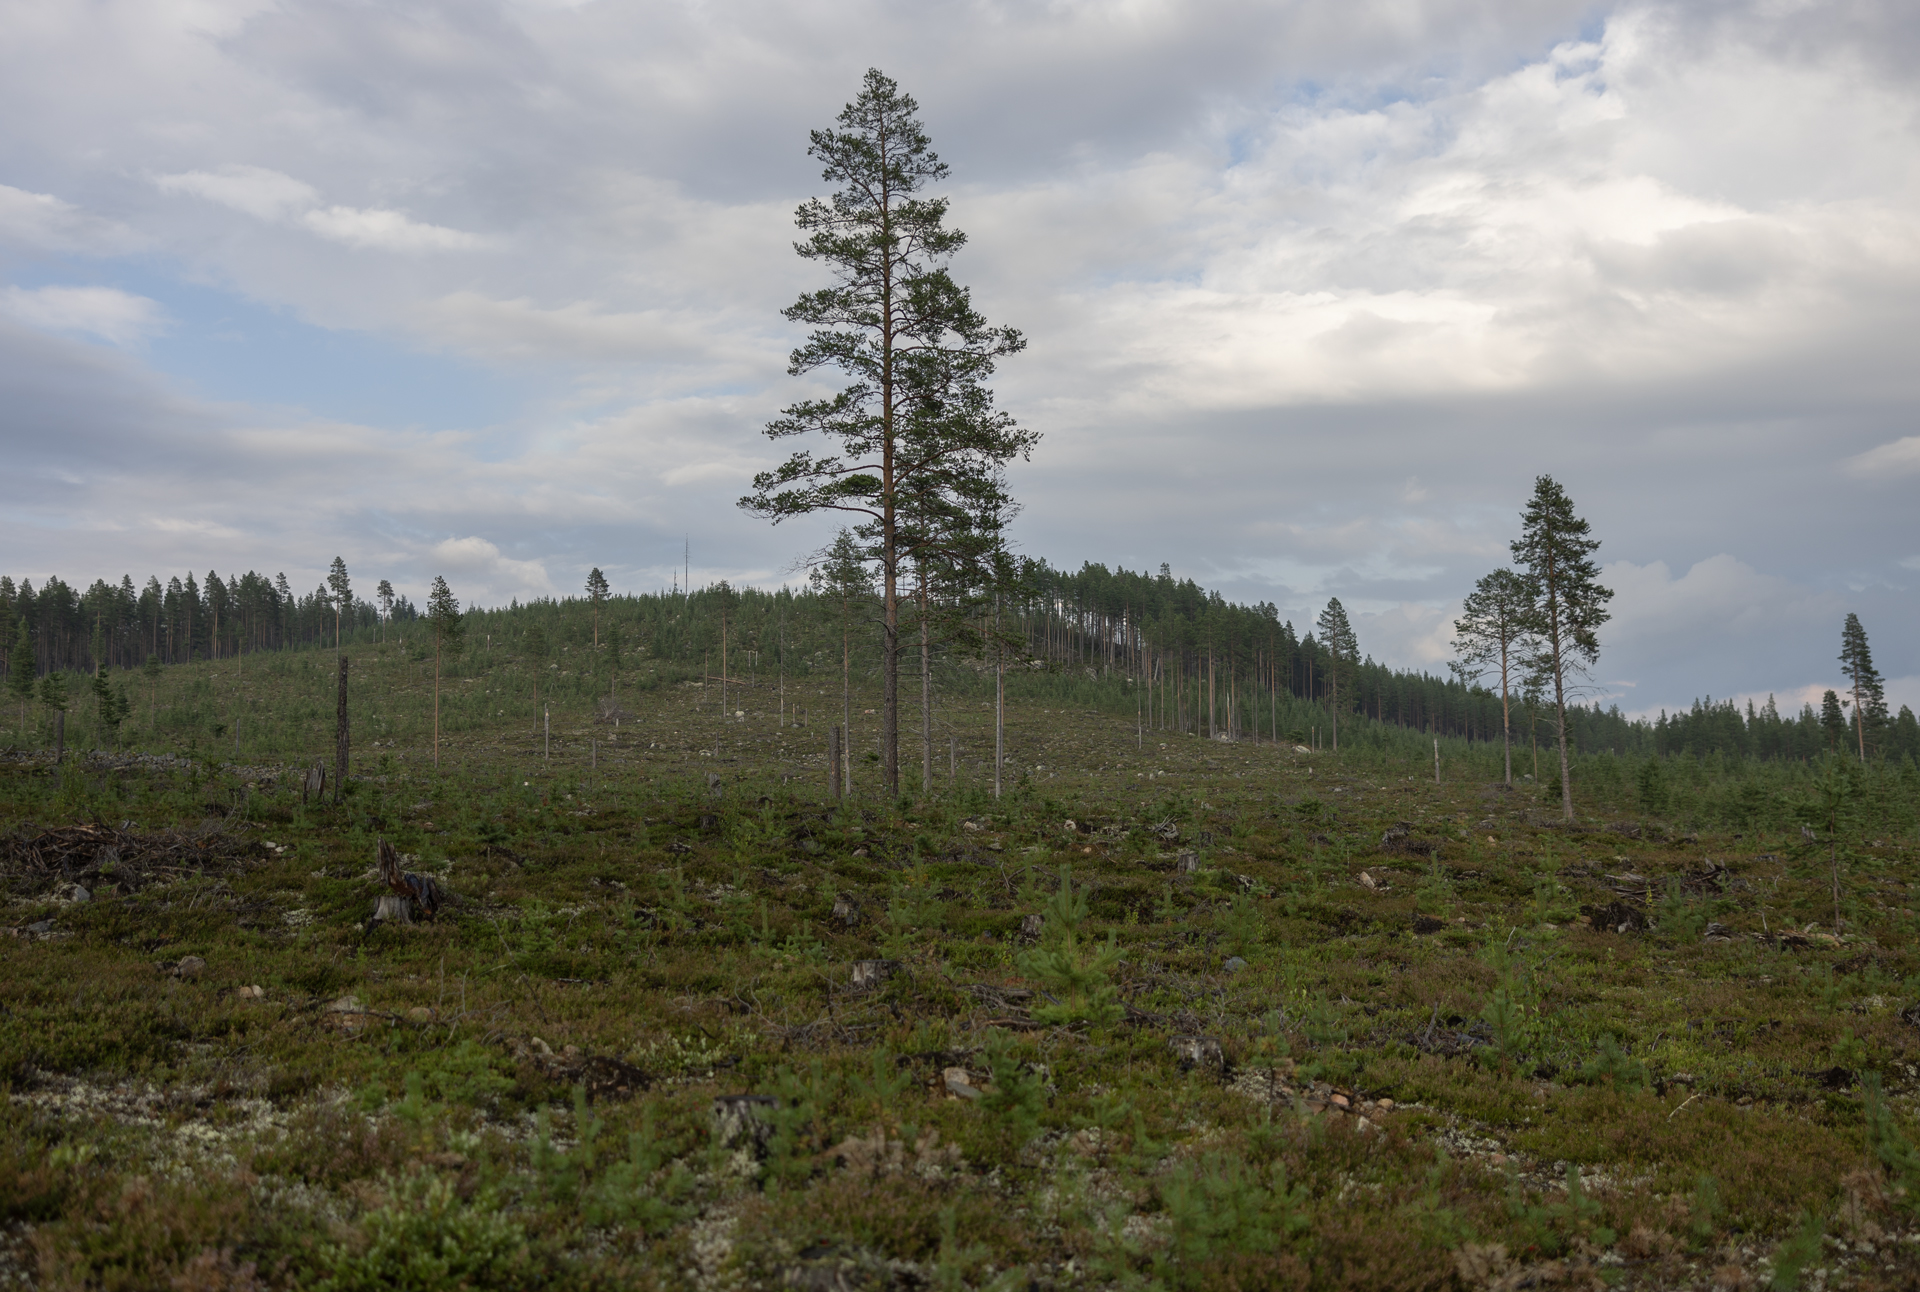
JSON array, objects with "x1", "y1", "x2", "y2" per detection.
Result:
[
  {"x1": 1499, "y1": 636, "x2": 1512, "y2": 785},
  {"x1": 1551, "y1": 629, "x2": 1572, "y2": 821},
  {"x1": 334, "y1": 655, "x2": 349, "y2": 806},
  {"x1": 1331, "y1": 655, "x2": 1339, "y2": 753},
  {"x1": 994, "y1": 648, "x2": 1004, "y2": 799},
  {"x1": 842, "y1": 598, "x2": 853, "y2": 799},
  {"x1": 919, "y1": 573, "x2": 932, "y2": 795}
]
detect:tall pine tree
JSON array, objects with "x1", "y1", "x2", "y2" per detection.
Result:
[
  {"x1": 1511, "y1": 476, "x2": 1612, "y2": 821},
  {"x1": 327, "y1": 557, "x2": 351, "y2": 652},
  {"x1": 741, "y1": 68, "x2": 1034, "y2": 798},
  {"x1": 586, "y1": 568, "x2": 610, "y2": 648},
  {"x1": 1315, "y1": 598, "x2": 1357, "y2": 753},
  {"x1": 427, "y1": 576, "x2": 464, "y2": 770},
  {"x1": 1451, "y1": 568, "x2": 1536, "y2": 785},
  {"x1": 376, "y1": 579, "x2": 395, "y2": 643},
  {"x1": 1838, "y1": 613, "x2": 1885, "y2": 761}
]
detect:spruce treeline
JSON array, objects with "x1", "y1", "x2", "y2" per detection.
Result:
[
  {"x1": 3, "y1": 561, "x2": 1914, "y2": 768},
  {"x1": 0, "y1": 570, "x2": 418, "y2": 672}
]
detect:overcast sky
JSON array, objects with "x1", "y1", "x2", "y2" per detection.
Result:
[{"x1": 2, "y1": 0, "x2": 1915, "y2": 719}]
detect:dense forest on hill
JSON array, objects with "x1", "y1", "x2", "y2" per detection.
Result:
[{"x1": 3, "y1": 561, "x2": 1916, "y2": 771}]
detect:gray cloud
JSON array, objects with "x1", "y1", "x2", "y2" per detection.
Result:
[{"x1": 0, "y1": 0, "x2": 1914, "y2": 719}]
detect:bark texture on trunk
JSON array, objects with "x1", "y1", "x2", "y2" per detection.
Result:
[{"x1": 335, "y1": 655, "x2": 349, "y2": 805}]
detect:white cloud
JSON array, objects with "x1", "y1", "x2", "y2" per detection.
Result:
[
  {"x1": 156, "y1": 164, "x2": 319, "y2": 220},
  {"x1": 1603, "y1": 555, "x2": 1838, "y2": 644},
  {"x1": 0, "y1": 286, "x2": 166, "y2": 346},
  {"x1": 301, "y1": 206, "x2": 490, "y2": 253},
  {"x1": 427, "y1": 536, "x2": 555, "y2": 600},
  {"x1": 1843, "y1": 436, "x2": 1920, "y2": 479},
  {"x1": 415, "y1": 292, "x2": 731, "y2": 364},
  {"x1": 156, "y1": 166, "x2": 488, "y2": 254},
  {"x1": 0, "y1": 184, "x2": 140, "y2": 254},
  {"x1": 0, "y1": 0, "x2": 1915, "y2": 714}
]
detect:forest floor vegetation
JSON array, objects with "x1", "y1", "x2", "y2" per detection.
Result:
[{"x1": 3, "y1": 655, "x2": 1920, "y2": 1290}]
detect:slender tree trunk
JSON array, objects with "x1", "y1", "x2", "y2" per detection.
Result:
[
  {"x1": 842, "y1": 596, "x2": 853, "y2": 799},
  {"x1": 1331, "y1": 654, "x2": 1339, "y2": 753},
  {"x1": 994, "y1": 598, "x2": 1004, "y2": 799},
  {"x1": 433, "y1": 639, "x2": 441, "y2": 771},
  {"x1": 334, "y1": 655, "x2": 349, "y2": 805},
  {"x1": 1548, "y1": 619, "x2": 1572, "y2": 821},
  {"x1": 1499, "y1": 635, "x2": 1513, "y2": 785},
  {"x1": 919, "y1": 571, "x2": 932, "y2": 795}
]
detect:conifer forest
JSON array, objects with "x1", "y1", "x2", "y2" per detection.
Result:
[{"x1": 3, "y1": 69, "x2": 1919, "y2": 1292}]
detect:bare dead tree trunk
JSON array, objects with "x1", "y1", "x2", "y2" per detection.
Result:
[
  {"x1": 919, "y1": 567, "x2": 932, "y2": 795},
  {"x1": 842, "y1": 595, "x2": 853, "y2": 800},
  {"x1": 334, "y1": 655, "x2": 349, "y2": 805}
]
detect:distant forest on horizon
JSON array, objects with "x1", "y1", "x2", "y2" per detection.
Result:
[{"x1": 3, "y1": 558, "x2": 1916, "y2": 767}]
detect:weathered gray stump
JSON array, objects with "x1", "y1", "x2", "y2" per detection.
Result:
[
  {"x1": 711, "y1": 1094, "x2": 777, "y2": 1155},
  {"x1": 371, "y1": 894, "x2": 413, "y2": 925},
  {"x1": 849, "y1": 959, "x2": 900, "y2": 991}
]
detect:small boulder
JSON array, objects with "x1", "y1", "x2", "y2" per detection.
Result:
[
  {"x1": 1222, "y1": 956, "x2": 1249, "y2": 974},
  {"x1": 943, "y1": 1067, "x2": 985, "y2": 1100},
  {"x1": 173, "y1": 955, "x2": 207, "y2": 978}
]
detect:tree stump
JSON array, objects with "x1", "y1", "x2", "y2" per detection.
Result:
[
  {"x1": 372, "y1": 894, "x2": 413, "y2": 925},
  {"x1": 710, "y1": 1094, "x2": 777, "y2": 1154},
  {"x1": 849, "y1": 959, "x2": 900, "y2": 991}
]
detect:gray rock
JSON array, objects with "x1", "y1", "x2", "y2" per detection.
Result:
[
  {"x1": 1222, "y1": 956, "x2": 1249, "y2": 974},
  {"x1": 174, "y1": 955, "x2": 207, "y2": 978},
  {"x1": 943, "y1": 1067, "x2": 984, "y2": 1100}
]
